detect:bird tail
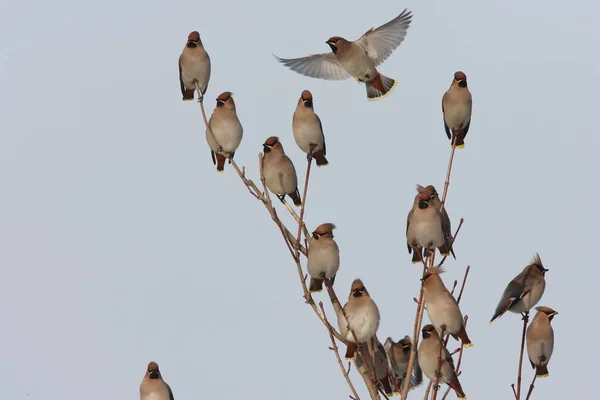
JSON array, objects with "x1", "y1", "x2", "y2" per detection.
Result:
[
  {"x1": 449, "y1": 378, "x2": 467, "y2": 399},
  {"x1": 345, "y1": 342, "x2": 357, "y2": 359},
  {"x1": 309, "y1": 278, "x2": 323, "y2": 293},
  {"x1": 377, "y1": 376, "x2": 394, "y2": 396},
  {"x1": 452, "y1": 131, "x2": 465, "y2": 149},
  {"x1": 366, "y1": 73, "x2": 398, "y2": 101},
  {"x1": 411, "y1": 246, "x2": 423, "y2": 264},
  {"x1": 182, "y1": 88, "x2": 195, "y2": 101},
  {"x1": 289, "y1": 188, "x2": 302, "y2": 207},
  {"x1": 536, "y1": 364, "x2": 549, "y2": 378},
  {"x1": 313, "y1": 150, "x2": 329, "y2": 167},
  {"x1": 215, "y1": 153, "x2": 226, "y2": 172},
  {"x1": 456, "y1": 326, "x2": 473, "y2": 348}
]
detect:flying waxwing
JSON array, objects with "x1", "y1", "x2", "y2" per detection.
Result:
[
  {"x1": 422, "y1": 267, "x2": 473, "y2": 347},
  {"x1": 490, "y1": 254, "x2": 548, "y2": 323},
  {"x1": 384, "y1": 335, "x2": 423, "y2": 393},
  {"x1": 442, "y1": 71, "x2": 472, "y2": 148},
  {"x1": 337, "y1": 279, "x2": 380, "y2": 359},
  {"x1": 178, "y1": 31, "x2": 211, "y2": 101},
  {"x1": 292, "y1": 90, "x2": 328, "y2": 166},
  {"x1": 307, "y1": 223, "x2": 340, "y2": 292},
  {"x1": 206, "y1": 92, "x2": 243, "y2": 172},
  {"x1": 140, "y1": 361, "x2": 174, "y2": 400},
  {"x1": 526, "y1": 306, "x2": 557, "y2": 378},
  {"x1": 275, "y1": 10, "x2": 412, "y2": 100},
  {"x1": 418, "y1": 325, "x2": 467, "y2": 400},
  {"x1": 406, "y1": 185, "x2": 455, "y2": 263},
  {"x1": 262, "y1": 136, "x2": 302, "y2": 206}
]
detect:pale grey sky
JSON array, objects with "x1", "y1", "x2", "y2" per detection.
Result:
[{"x1": 1, "y1": 1, "x2": 598, "y2": 399}]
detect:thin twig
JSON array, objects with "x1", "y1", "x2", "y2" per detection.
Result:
[
  {"x1": 320, "y1": 302, "x2": 361, "y2": 400},
  {"x1": 424, "y1": 381, "x2": 433, "y2": 400},
  {"x1": 514, "y1": 313, "x2": 530, "y2": 399},
  {"x1": 524, "y1": 370, "x2": 538, "y2": 400},
  {"x1": 439, "y1": 135, "x2": 458, "y2": 210},
  {"x1": 294, "y1": 157, "x2": 312, "y2": 260},
  {"x1": 438, "y1": 218, "x2": 464, "y2": 267},
  {"x1": 431, "y1": 327, "x2": 446, "y2": 400},
  {"x1": 441, "y1": 316, "x2": 469, "y2": 400}
]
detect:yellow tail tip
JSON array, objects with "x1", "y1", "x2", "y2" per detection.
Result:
[
  {"x1": 464, "y1": 342, "x2": 474, "y2": 348},
  {"x1": 411, "y1": 260, "x2": 421, "y2": 264},
  {"x1": 182, "y1": 98, "x2": 194, "y2": 101},
  {"x1": 367, "y1": 80, "x2": 398, "y2": 101},
  {"x1": 452, "y1": 144, "x2": 465, "y2": 149},
  {"x1": 344, "y1": 356, "x2": 354, "y2": 360},
  {"x1": 316, "y1": 163, "x2": 329, "y2": 167},
  {"x1": 216, "y1": 169, "x2": 224, "y2": 173},
  {"x1": 488, "y1": 321, "x2": 494, "y2": 325},
  {"x1": 309, "y1": 289, "x2": 323, "y2": 293},
  {"x1": 536, "y1": 373, "x2": 549, "y2": 379}
]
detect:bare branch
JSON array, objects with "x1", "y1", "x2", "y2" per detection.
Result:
[
  {"x1": 514, "y1": 312, "x2": 530, "y2": 399},
  {"x1": 320, "y1": 302, "x2": 361, "y2": 400}
]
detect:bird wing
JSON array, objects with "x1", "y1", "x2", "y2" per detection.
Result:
[
  {"x1": 491, "y1": 281, "x2": 527, "y2": 321},
  {"x1": 317, "y1": 114, "x2": 326, "y2": 155},
  {"x1": 273, "y1": 53, "x2": 351, "y2": 80},
  {"x1": 355, "y1": 9, "x2": 413, "y2": 66},
  {"x1": 166, "y1": 383, "x2": 175, "y2": 400},
  {"x1": 406, "y1": 209, "x2": 414, "y2": 253}
]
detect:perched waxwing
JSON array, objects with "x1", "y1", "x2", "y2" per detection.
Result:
[
  {"x1": 384, "y1": 335, "x2": 423, "y2": 393},
  {"x1": 292, "y1": 90, "x2": 328, "y2": 166},
  {"x1": 418, "y1": 325, "x2": 467, "y2": 400},
  {"x1": 307, "y1": 223, "x2": 340, "y2": 292},
  {"x1": 261, "y1": 136, "x2": 302, "y2": 206},
  {"x1": 406, "y1": 185, "x2": 455, "y2": 263},
  {"x1": 442, "y1": 72, "x2": 472, "y2": 148},
  {"x1": 140, "y1": 361, "x2": 174, "y2": 400},
  {"x1": 275, "y1": 10, "x2": 412, "y2": 100},
  {"x1": 206, "y1": 92, "x2": 243, "y2": 172},
  {"x1": 337, "y1": 279, "x2": 380, "y2": 359},
  {"x1": 526, "y1": 306, "x2": 557, "y2": 378},
  {"x1": 356, "y1": 338, "x2": 395, "y2": 395},
  {"x1": 178, "y1": 31, "x2": 211, "y2": 101},
  {"x1": 490, "y1": 254, "x2": 548, "y2": 323},
  {"x1": 422, "y1": 267, "x2": 472, "y2": 347}
]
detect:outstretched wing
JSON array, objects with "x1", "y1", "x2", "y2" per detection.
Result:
[
  {"x1": 355, "y1": 9, "x2": 413, "y2": 66},
  {"x1": 274, "y1": 53, "x2": 351, "y2": 81}
]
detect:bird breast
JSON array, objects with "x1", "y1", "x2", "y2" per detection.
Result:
[
  {"x1": 292, "y1": 113, "x2": 323, "y2": 153},
  {"x1": 307, "y1": 241, "x2": 340, "y2": 279},
  {"x1": 443, "y1": 97, "x2": 471, "y2": 130},
  {"x1": 181, "y1": 48, "x2": 210, "y2": 85},
  {"x1": 263, "y1": 155, "x2": 297, "y2": 194},
  {"x1": 208, "y1": 113, "x2": 243, "y2": 152},
  {"x1": 338, "y1": 46, "x2": 377, "y2": 82},
  {"x1": 425, "y1": 293, "x2": 462, "y2": 335},
  {"x1": 408, "y1": 209, "x2": 445, "y2": 248},
  {"x1": 345, "y1": 301, "x2": 380, "y2": 342}
]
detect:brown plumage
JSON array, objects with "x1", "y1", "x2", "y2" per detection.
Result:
[
  {"x1": 442, "y1": 71, "x2": 472, "y2": 148},
  {"x1": 292, "y1": 90, "x2": 328, "y2": 166},
  {"x1": 262, "y1": 136, "x2": 302, "y2": 206},
  {"x1": 418, "y1": 325, "x2": 466, "y2": 399},
  {"x1": 526, "y1": 306, "x2": 557, "y2": 378},
  {"x1": 422, "y1": 267, "x2": 472, "y2": 348},
  {"x1": 178, "y1": 31, "x2": 211, "y2": 101},
  {"x1": 140, "y1": 361, "x2": 174, "y2": 400},
  {"x1": 406, "y1": 185, "x2": 455, "y2": 263}
]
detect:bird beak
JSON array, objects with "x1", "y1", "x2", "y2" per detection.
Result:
[{"x1": 149, "y1": 370, "x2": 160, "y2": 379}]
